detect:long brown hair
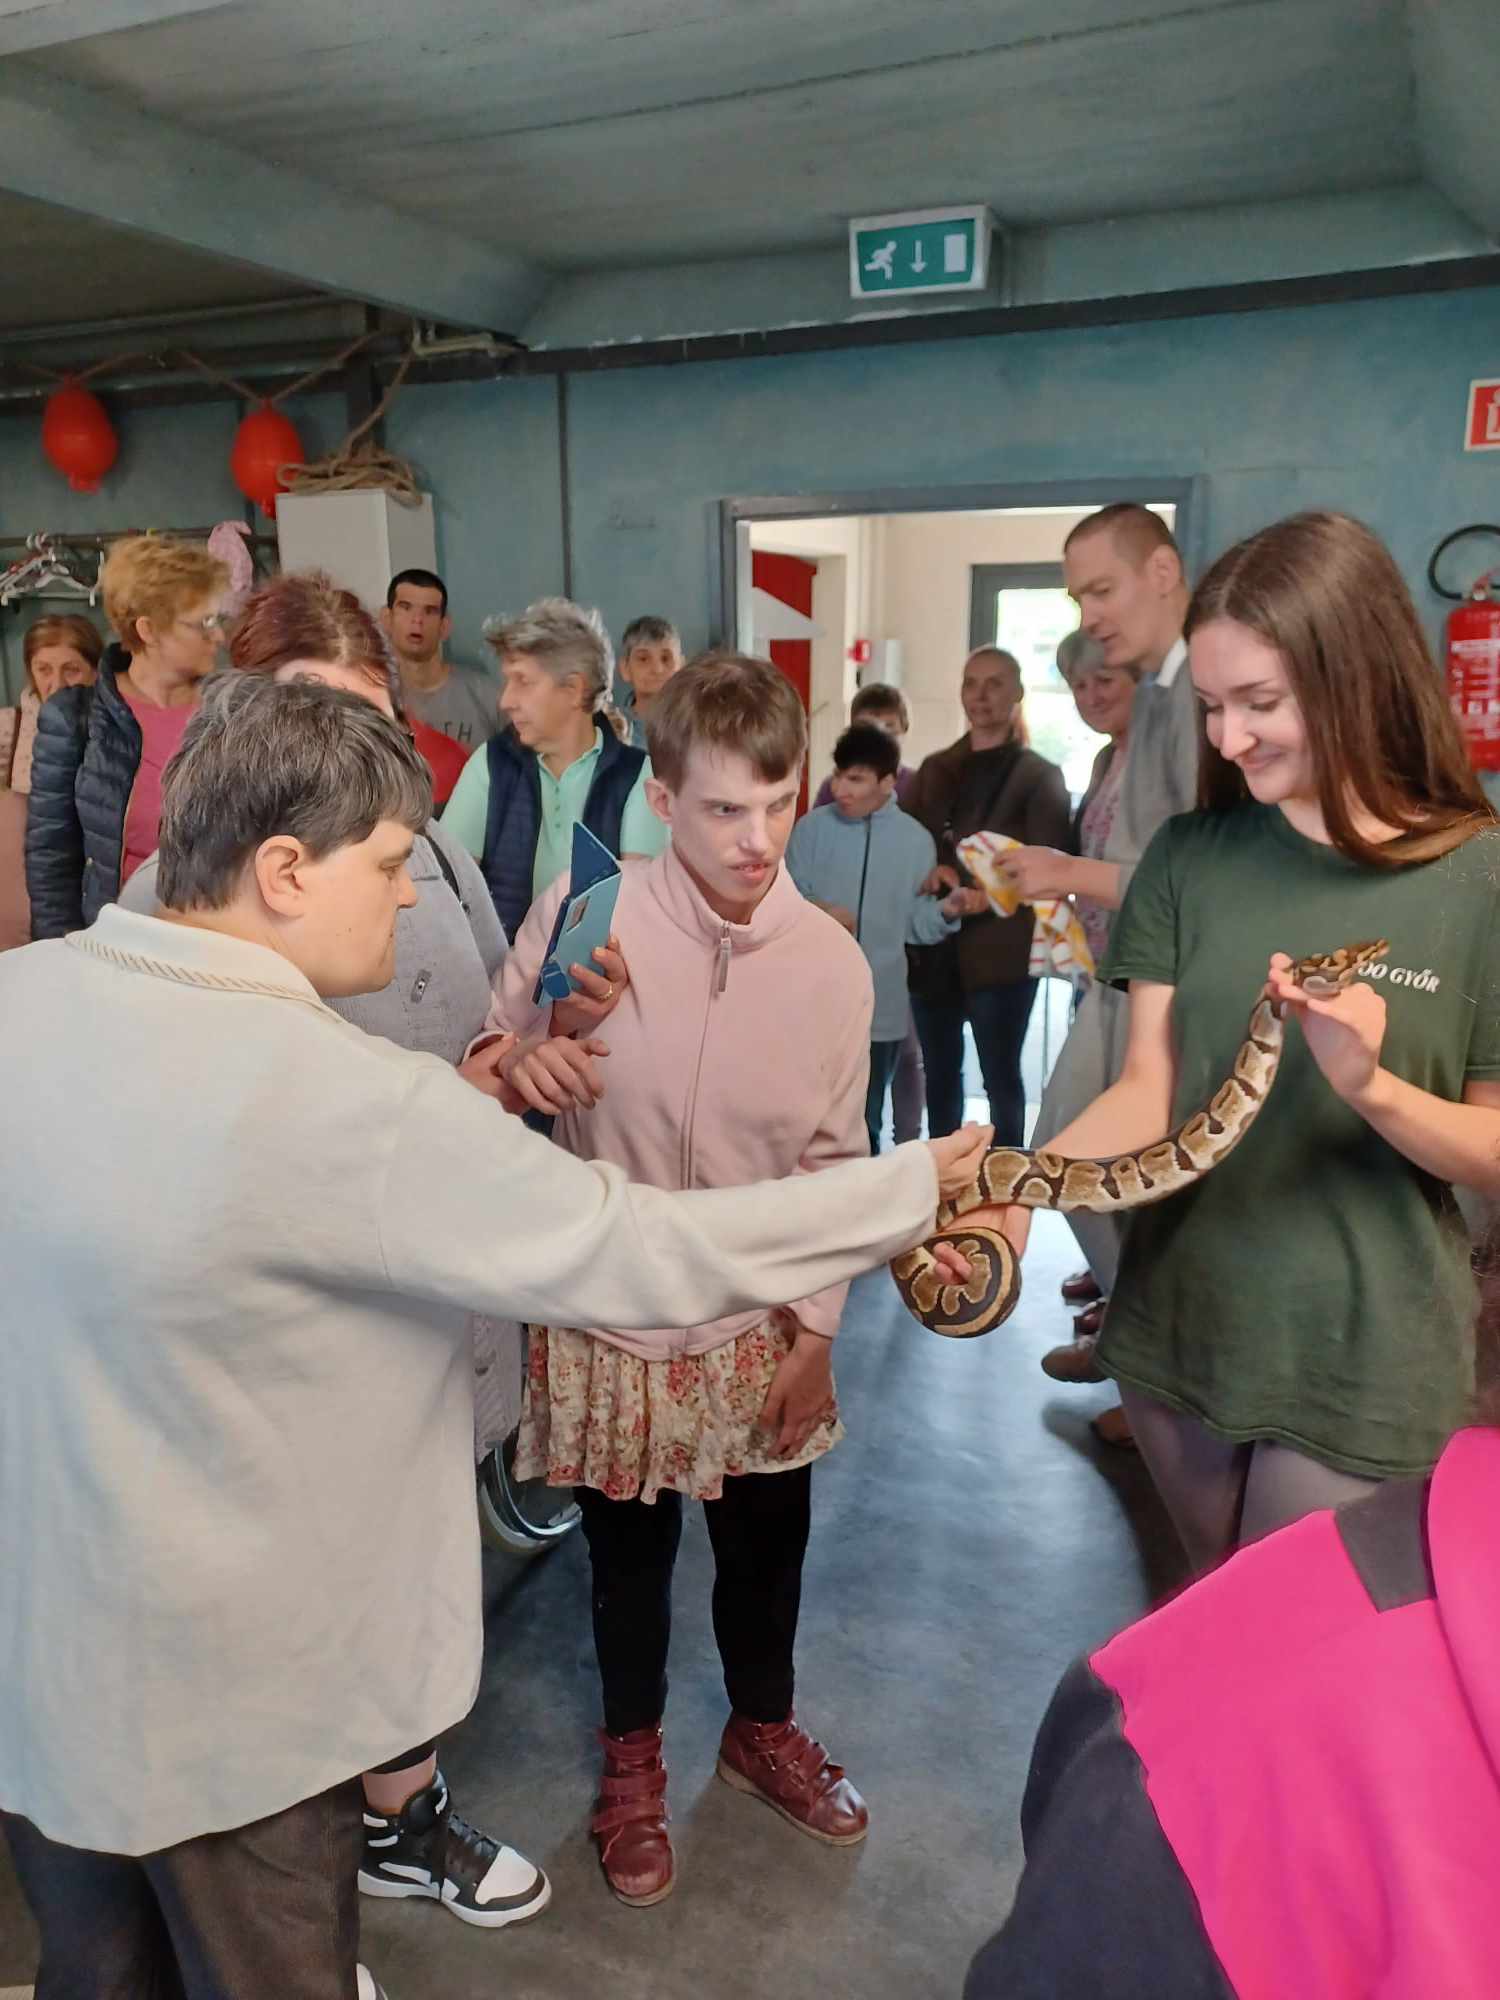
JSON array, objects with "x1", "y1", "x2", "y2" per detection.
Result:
[
  {"x1": 24, "y1": 613, "x2": 103, "y2": 688},
  {"x1": 1188, "y1": 511, "x2": 1494, "y2": 867}
]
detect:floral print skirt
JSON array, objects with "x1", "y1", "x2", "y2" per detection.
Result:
[{"x1": 514, "y1": 1312, "x2": 843, "y2": 1504}]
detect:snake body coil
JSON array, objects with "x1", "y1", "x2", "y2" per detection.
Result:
[{"x1": 891, "y1": 941, "x2": 1389, "y2": 1337}]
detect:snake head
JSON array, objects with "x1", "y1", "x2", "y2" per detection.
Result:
[{"x1": 1291, "y1": 938, "x2": 1389, "y2": 998}]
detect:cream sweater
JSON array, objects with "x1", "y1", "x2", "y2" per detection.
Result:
[{"x1": 0, "y1": 907, "x2": 938, "y2": 1854}]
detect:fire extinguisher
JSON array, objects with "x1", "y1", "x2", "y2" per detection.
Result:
[{"x1": 1430, "y1": 525, "x2": 1500, "y2": 771}]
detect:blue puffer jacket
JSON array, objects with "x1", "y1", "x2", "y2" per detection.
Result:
[
  {"x1": 786, "y1": 796, "x2": 958, "y2": 1041},
  {"x1": 24, "y1": 646, "x2": 142, "y2": 939}
]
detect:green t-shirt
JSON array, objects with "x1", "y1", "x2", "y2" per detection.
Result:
[{"x1": 1098, "y1": 805, "x2": 1500, "y2": 1479}]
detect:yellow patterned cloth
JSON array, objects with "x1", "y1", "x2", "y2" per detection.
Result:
[{"x1": 958, "y1": 830, "x2": 1095, "y2": 981}]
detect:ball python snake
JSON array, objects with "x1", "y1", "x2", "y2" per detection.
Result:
[{"x1": 892, "y1": 940, "x2": 1389, "y2": 1338}]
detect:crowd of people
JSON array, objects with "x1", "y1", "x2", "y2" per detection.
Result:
[{"x1": 3, "y1": 497, "x2": 1500, "y2": 1997}]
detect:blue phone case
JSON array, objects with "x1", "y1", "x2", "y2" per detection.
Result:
[{"x1": 533, "y1": 825, "x2": 623, "y2": 1004}]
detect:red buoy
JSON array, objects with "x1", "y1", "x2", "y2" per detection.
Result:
[
  {"x1": 41, "y1": 382, "x2": 119, "y2": 494},
  {"x1": 230, "y1": 402, "x2": 303, "y2": 519}
]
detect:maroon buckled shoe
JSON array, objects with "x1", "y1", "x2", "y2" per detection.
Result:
[
  {"x1": 716, "y1": 1713, "x2": 869, "y2": 1846},
  {"x1": 590, "y1": 1725, "x2": 674, "y2": 1906},
  {"x1": 1072, "y1": 1297, "x2": 1108, "y2": 1339}
]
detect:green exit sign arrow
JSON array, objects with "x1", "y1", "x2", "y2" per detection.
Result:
[{"x1": 849, "y1": 206, "x2": 995, "y2": 300}]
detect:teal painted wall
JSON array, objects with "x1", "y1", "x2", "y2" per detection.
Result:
[
  {"x1": 384, "y1": 375, "x2": 563, "y2": 670},
  {"x1": 3, "y1": 286, "x2": 1499, "y2": 703},
  {"x1": 0, "y1": 393, "x2": 342, "y2": 702},
  {"x1": 555, "y1": 286, "x2": 1500, "y2": 657}
]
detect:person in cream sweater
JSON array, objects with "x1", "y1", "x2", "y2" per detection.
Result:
[{"x1": 0, "y1": 670, "x2": 985, "y2": 2000}]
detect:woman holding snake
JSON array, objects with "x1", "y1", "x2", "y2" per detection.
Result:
[{"x1": 972, "y1": 511, "x2": 1500, "y2": 1571}]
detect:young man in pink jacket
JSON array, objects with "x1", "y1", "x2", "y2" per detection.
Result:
[{"x1": 484, "y1": 650, "x2": 990, "y2": 1908}]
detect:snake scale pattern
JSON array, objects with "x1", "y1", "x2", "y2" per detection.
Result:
[{"x1": 891, "y1": 940, "x2": 1390, "y2": 1338}]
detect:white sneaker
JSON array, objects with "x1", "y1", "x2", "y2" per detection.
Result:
[
  {"x1": 358, "y1": 1770, "x2": 551, "y2": 1930},
  {"x1": 356, "y1": 1967, "x2": 388, "y2": 2000}
]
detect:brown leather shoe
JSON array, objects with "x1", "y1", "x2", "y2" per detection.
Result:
[
  {"x1": 1091, "y1": 1403, "x2": 1137, "y2": 1449},
  {"x1": 1060, "y1": 1267, "x2": 1102, "y2": 1304},
  {"x1": 590, "y1": 1725, "x2": 674, "y2": 1906},
  {"x1": 716, "y1": 1713, "x2": 869, "y2": 1846},
  {"x1": 1040, "y1": 1333, "x2": 1107, "y2": 1383}
]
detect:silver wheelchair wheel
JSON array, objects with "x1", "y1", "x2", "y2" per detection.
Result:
[{"x1": 477, "y1": 1428, "x2": 581, "y2": 1558}]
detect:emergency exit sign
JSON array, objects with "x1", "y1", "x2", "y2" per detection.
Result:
[{"x1": 849, "y1": 206, "x2": 995, "y2": 300}]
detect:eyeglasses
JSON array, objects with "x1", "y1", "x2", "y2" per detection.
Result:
[{"x1": 178, "y1": 612, "x2": 227, "y2": 636}]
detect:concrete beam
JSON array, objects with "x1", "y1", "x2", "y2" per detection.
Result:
[
  {"x1": 0, "y1": 60, "x2": 548, "y2": 333},
  {"x1": 0, "y1": 1, "x2": 229, "y2": 57},
  {"x1": 521, "y1": 186, "x2": 1490, "y2": 350},
  {"x1": 1411, "y1": 0, "x2": 1500, "y2": 241}
]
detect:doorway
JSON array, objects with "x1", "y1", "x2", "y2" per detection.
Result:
[{"x1": 733, "y1": 481, "x2": 1195, "y2": 1132}]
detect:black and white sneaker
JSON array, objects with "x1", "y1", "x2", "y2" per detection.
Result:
[{"x1": 359, "y1": 1772, "x2": 552, "y2": 1930}]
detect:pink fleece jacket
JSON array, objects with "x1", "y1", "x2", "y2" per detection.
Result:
[
  {"x1": 1099, "y1": 1425, "x2": 1500, "y2": 1997},
  {"x1": 485, "y1": 843, "x2": 913, "y2": 1362}
]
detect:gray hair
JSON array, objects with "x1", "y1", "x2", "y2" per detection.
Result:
[
  {"x1": 484, "y1": 596, "x2": 628, "y2": 739},
  {"x1": 157, "y1": 671, "x2": 432, "y2": 912},
  {"x1": 1056, "y1": 628, "x2": 1139, "y2": 685},
  {"x1": 1056, "y1": 629, "x2": 1106, "y2": 682},
  {"x1": 621, "y1": 614, "x2": 680, "y2": 656}
]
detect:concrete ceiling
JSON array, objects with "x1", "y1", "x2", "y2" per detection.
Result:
[
  {"x1": 0, "y1": 0, "x2": 1494, "y2": 344},
  {"x1": 0, "y1": 190, "x2": 307, "y2": 331}
]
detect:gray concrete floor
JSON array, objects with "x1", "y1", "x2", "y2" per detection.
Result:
[{"x1": 0, "y1": 1212, "x2": 1183, "y2": 1999}]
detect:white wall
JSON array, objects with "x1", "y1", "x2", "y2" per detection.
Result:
[
  {"x1": 806, "y1": 554, "x2": 848, "y2": 795},
  {"x1": 879, "y1": 508, "x2": 1094, "y2": 767}
]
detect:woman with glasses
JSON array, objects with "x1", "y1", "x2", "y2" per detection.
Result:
[{"x1": 26, "y1": 535, "x2": 229, "y2": 938}]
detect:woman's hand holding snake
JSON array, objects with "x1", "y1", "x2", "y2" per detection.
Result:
[
  {"x1": 1267, "y1": 951, "x2": 1387, "y2": 1105},
  {"x1": 892, "y1": 940, "x2": 1389, "y2": 1338}
]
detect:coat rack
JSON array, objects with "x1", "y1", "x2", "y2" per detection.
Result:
[{"x1": 0, "y1": 527, "x2": 278, "y2": 611}]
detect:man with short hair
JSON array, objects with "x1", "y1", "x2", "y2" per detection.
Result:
[
  {"x1": 0, "y1": 672, "x2": 973, "y2": 1997},
  {"x1": 812, "y1": 683, "x2": 917, "y2": 810},
  {"x1": 789, "y1": 722, "x2": 985, "y2": 1152},
  {"x1": 485, "y1": 653, "x2": 991, "y2": 1909},
  {"x1": 616, "y1": 614, "x2": 683, "y2": 750},
  {"x1": 1001, "y1": 503, "x2": 1195, "y2": 1424},
  {"x1": 383, "y1": 568, "x2": 499, "y2": 748},
  {"x1": 812, "y1": 683, "x2": 925, "y2": 1139}
]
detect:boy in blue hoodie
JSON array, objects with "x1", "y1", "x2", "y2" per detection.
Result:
[{"x1": 788, "y1": 724, "x2": 986, "y2": 1151}]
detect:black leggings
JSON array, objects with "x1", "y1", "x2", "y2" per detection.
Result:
[{"x1": 577, "y1": 1464, "x2": 813, "y2": 1737}]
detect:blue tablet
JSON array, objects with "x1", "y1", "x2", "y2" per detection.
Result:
[{"x1": 533, "y1": 825, "x2": 624, "y2": 1005}]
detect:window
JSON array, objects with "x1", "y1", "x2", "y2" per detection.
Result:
[{"x1": 969, "y1": 564, "x2": 1097, "y2": 796}]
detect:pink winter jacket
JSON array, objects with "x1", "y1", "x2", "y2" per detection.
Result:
[{"x1": 484, "y1": 843, "x2": 937, "y2": 1362}]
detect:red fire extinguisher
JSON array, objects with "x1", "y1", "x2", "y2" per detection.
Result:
[{"x1": 1431, "y1": 526, "x2": 1500, "y2": 771}]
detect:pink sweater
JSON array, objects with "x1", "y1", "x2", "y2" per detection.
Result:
[{"x1": 487, "y1": 843, "x2": 918, "y2": 1362}]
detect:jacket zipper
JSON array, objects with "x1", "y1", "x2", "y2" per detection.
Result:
[
  {"x1": 109, "y1": 667, "x2": 145, "y2": 904},
  {"x1": 855, "y1": 816, "x2": 872, "y2": 943},
  {"x1": 680, "y1": 921, "x2": 732, "y2": 1350}
]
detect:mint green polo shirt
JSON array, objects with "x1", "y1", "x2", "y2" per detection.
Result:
[{"x1": 441, "y1": 727, "x2": 667, "y2": 898}]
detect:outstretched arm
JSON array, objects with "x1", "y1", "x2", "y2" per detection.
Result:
[{"x1": 970, "y1": 981, "x2": 1177, "y2": 1260}]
